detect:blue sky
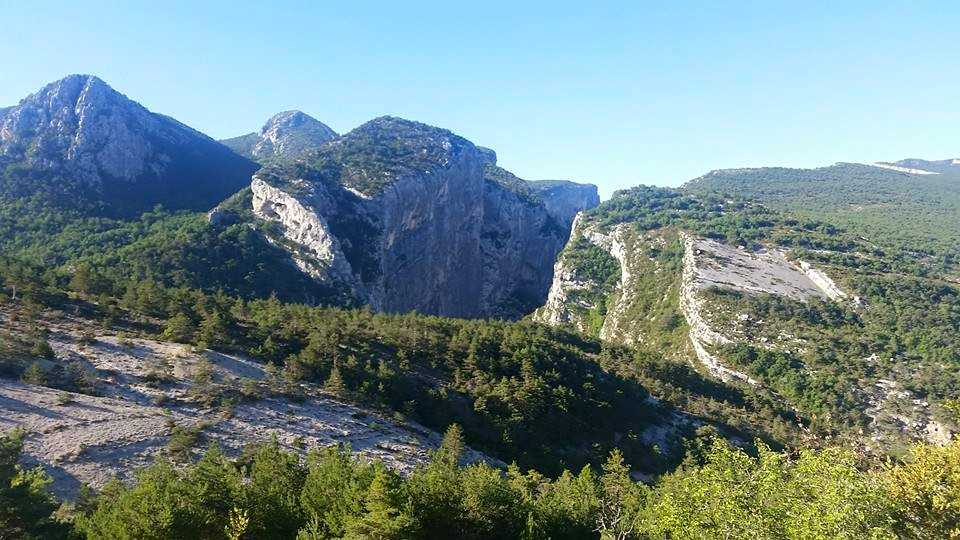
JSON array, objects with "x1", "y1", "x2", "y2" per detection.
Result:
[{"x1": 1, "y1": 1, "x2": 957, "y2": 198}]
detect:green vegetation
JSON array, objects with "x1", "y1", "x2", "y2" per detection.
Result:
[
  {"x1": 7, "y1": 425, "x2": 960, "y2": 539},
  {"x1": 567, "y1": 185, "x2": 960, "y2": 447},
  {"x1": 0, "y1": 260, "x2": 662, "y2": 474},
  {"x1": 706, "y1": 278, "x2": 960, "y2": 438},
  {"x1": 273, "y1": 116, "x2": 475, "y2": 196},
  {"x1": 0, "y1": 200, "x2": 344, "y2": 304},
  {"x1": 561, "y1": 234, "x2": 621, "y2": 337},
  {"x1": 1, "y1": 429, "x2": 70, "y2": 539},
  {"x1": 3, "y1": 122, "x2": 959, "y2": 537},
  {"x1": 685, "y1": 163, "x2": 960, "y2": 272}
]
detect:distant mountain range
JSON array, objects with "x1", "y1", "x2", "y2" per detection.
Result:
[
  {"x1": 874, "y1": 157, "x2": 960, "y2": 175},
  {"x1": 0, "y1": 75, "x2": 599, "y2": 318}
]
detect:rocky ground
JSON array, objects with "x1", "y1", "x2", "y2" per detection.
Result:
[{"x1": 0, "y1": 318, "x2": 488, "y2": 499}]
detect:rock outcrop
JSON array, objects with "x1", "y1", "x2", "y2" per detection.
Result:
[
  {"x1": 221, "y1": 110, "x2": 338, "y2": 162},
  {"x1": 878, "y1": 157, "x2": 960, "y2": 175},
  {"x1": 0, "y1": 75, "x2": 257, "y2": 216},
  {"x1": 536, "y1": 213, "x2": 847, "y2": 384},
  {"x1": 528, "y1": 180, "x2": 602, "y2": 228},
  {"x1": 1, "y1": 333, "x2": 491, "y2": 499},
  {"x1": 246, "y1": 116, "x2": 598, "y2": 318},
  {"x1": 678, "y1": 233, "x2": 755, "y2": 384}
]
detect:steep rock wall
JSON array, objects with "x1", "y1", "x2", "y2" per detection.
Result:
[{"x1": 245, "y1": 118, "x2": 596, "y2": 318}]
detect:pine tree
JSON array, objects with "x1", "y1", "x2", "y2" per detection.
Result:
[
  {"x1": 197, "y1": 310, "x2": 230, "y2": 349},
  {"x1": 437, "y1": 424, "x2": 464, "y2": 467},
  {"x1": 161, "y1": 312, "x2": 196, "y2": 344},
  {"x1": 596, "y1": 449, "x2": 643, "y2": 540},
  {"x1": 20, "y1": 362, "x2": 48, "y2": 386},
  {"x1": 344, "y1": 469, "x2": 414, "y2": 540},
  {"x1": 0, "y1": 429, "x2": 65, "y2": 538},
  {"x1": 29, "y1": 336, "x2": 55, "y2": 360},
  {"x1": 325, "y1": 364, "x2": 346, "y2": 395}
]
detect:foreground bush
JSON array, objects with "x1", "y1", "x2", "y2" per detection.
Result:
[{"x1": 5, "y1": 426, "x2": 960, "y2": 538}]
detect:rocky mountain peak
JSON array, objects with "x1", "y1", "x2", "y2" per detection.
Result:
[
  {"x1": 342, "y1": 115, "x2": 468, "y2": 150},
  {"x1": 221, "y1": 110, "x2": 337, "y2": 162},
  {"x1": 25, "y1": 74, "x2": 119, "y2": 108},
  {"x1": 0, "y1": 74, "x2": 257, "y2": 217},
  {"x1": 255, "y1": 110, "x2": 337, "y2": 158},
  {"x1": 261, "y1": 110, "x2": 330, "y2": 135}
]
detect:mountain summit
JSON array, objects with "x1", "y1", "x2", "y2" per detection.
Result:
[
  {"x1": 221, "y1": 110, "x2": 337, "y2": 162},
  {"x1": 0, "y1": 74, "x2": 257, "y2": 217}
]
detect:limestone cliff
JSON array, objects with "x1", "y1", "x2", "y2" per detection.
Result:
[
  {"x1": 533, "y1": 185, "x2": 954, "y2": 449},
  {"x1": 528, "y1": 180, "x2": 601, "y2": 227},
  {"x1": 244, "y1": 116, "x2": 598, "y2": 318}
]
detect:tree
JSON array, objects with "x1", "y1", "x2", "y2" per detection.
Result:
[
  {"x1": 20, "y1": 361, "x2": 48, "y2": 386},
  {"x1": 641, "y1": 437, "x2": 894, "y2": 539},
  {"x1": 405, "y1": 435, "x2": 465, "y2": 537},
  {"x1": 325, "y1": 364, "x2": 346, "y2": 395},
  {"x1": 161, "y1": 312, "x2": 196, "y2": 344},
  {"x1": 123, "y1": 280, "x2": 168, "y2": 319},
  {"x1": 437, "y1": 424, "x2": 464, "y2": 467},
  {"x1": 884, "y1": 440, "x2": 960, "y2": 538},
  {"x1": 344, "y1": 469, "x2": 414, "y2": 540},
  {"x1": 242, "y1": 440, "x2": 307, "y2": 539},
  {"x1": 458, "y1": 463, "x2": 525, "y2": 539},
  {"x1": 0, "y1": 429, "x2": 67, "y2": 539},
  {"x1": 520, "y1": 465, "x2": 600, "y2": 540},
  {"x1": 300, "y1": 445, "x2": 376, "y2": 538},
  {"x1": 69, "y1": 264, "x2": 111, "y2": 296},
  {"x1": 183, "y1": 446, "x2": 243, "y2": 538},
  {"x1": 30, "y1": 336, "x2": 55, "y2": 360},
  {"x1": 196, "y1": 310, "x2": 230, "y2": 349},
  {"x1": 596, "y1": 450, "x2": 643, "y2": 540}
]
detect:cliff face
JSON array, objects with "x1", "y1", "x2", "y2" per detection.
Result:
[
  {"x1": 535, "y1": 208, "x2": 846, "y2": 378},
  {"x1": 0, "y1": 75, "x2": 257, "y2": 216},
  {"x1": 533, "y1": 185, "x2": 956, "y2": 449},
  {"x1": 245, "y1": 116, "x2": 598, "y2": 318},
  {"x1": 528, "y1": 180, "x2": 602, "y2": 227}
]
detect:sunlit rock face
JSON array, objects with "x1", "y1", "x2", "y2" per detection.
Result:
[{"x1": 248, "y1": 116, "x2": 598, "y2": 318}]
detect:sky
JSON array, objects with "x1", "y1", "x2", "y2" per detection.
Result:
[{"x1": 1, "y1": 1, "x2": 957, "y2": 198}]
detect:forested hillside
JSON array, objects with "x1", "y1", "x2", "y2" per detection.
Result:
[{"x1": 684, "y1": 162, "x2": 960, "y2": 272}]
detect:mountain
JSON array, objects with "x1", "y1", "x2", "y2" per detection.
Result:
[
  {"x1": 535, "y1": 185, "x2": 959, "y2": 451},
  {"x1": 0, "y1": 76, "x2": 598, "y2": 317},
  {"x1": 2, "y1": 78, "x2": 959, "y2": 540},
  {"x1": 221, "y1": 110, "x2": 338, "y2": 162},
  {"x1": 0, "y1": 75, "x2": 258, "y2": 217},
  {"x1": 684, "y1": 162, "x2": 960, "y2": 270},
  {"x1": 221, "y1": 116, "x2": 599, "y2": 318}
]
